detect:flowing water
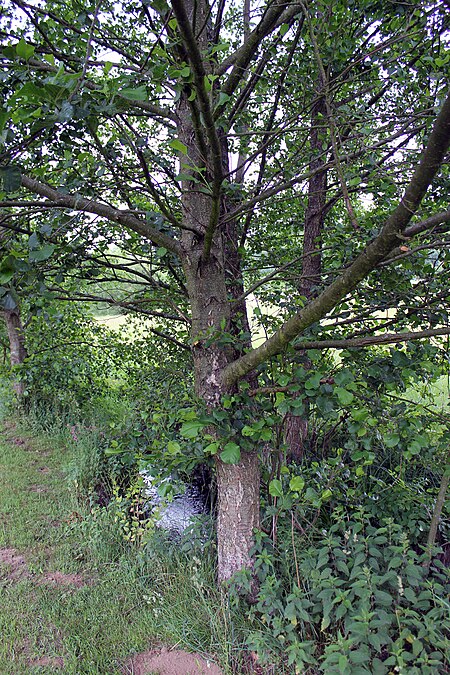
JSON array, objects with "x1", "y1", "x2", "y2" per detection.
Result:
[{"x1": 142, "y1": 473, "x2": 209, "y2": 535}]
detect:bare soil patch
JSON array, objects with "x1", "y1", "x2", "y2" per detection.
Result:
[
  {"x1": 30, "y1": 484, "x2": 49, "y2": 493},
  {"x1": 27, "y1": 655, "x2": 65, "y2": 669},
  {"x1": 2, "y1": 420, "x2": 17, "y2": 432},
  {"x1": 123, "y1": 648, "x2": 224, "y2": 675},
  {"x1": 10, "y1": 437, "x2": 27, "y2": 446},
  {"x1": 41, "y1": 571, "x2": 85, "y2": 587},
  {"x1": 21, "y1": 636, "x2": 66, "y2": 671},
  {"x1": 0, "y1": 547, "x2": 30, "y2": 581},
  {"x1": 0, "y1": 547, "x2": 86, "y2": 587}
]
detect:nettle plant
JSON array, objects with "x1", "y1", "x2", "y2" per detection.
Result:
[{"x1": 239, "y1": 514, "x2": 450, "y2": 675}]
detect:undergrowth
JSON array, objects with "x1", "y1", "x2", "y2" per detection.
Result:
[{"x1": 2, "y1": 369, "x2": 449, "y2": 674}]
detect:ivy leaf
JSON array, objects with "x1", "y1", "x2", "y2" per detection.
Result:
[{"x1": 220, "y1": 442, "x2": 241, "y2": 464}]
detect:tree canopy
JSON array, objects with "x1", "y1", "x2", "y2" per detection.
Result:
[{"x1": 1, "y1": 0, "x2": 449, "y2": 583}]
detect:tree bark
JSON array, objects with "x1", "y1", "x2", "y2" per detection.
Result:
[
  {"x1": 285, "y1": 79, "x2": 327, "y2": 460},
  {"x1": 2, "y1": 306, "x2": 27, "y2": 396},
  {"x1": 176, "y1": 0, "x2": 259, "y2": 584},
  {"x1": 216, "y1": 450, "x2": 260, "y2": 581},
  {"x1": 424, "y1": 467, "x2": 449, "y2": 569},
  {"x1": 182, "y1": 225, "x2": 260, "y2": 584}
]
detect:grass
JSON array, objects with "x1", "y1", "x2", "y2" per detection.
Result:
[
  {"x1": 0, "y1": 405, "x2": 248, "y2": 674},
  {"x1": 405, "y1": 374, "x2": 450, "y2": 412}
]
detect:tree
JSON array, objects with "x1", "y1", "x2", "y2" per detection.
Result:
[{"x1": 1, "y1": 0, "x2": 449, "y2": 583}]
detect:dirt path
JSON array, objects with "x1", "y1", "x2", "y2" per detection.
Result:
[{"x1": 0, "y1": 419, "x2": 227, "y2": 674}]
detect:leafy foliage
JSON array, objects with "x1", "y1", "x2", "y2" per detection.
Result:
[{"x1": 242, "y1": 514, "x2": 450, "y2": 674}]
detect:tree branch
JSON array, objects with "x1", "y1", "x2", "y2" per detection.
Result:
[
  {"x1": 170, "y1": 0, "x2": 224, "y2": 259},
  {"x1": 216, "y1": 0, "x2": 302, "y2": 100},
  {"x1": 20, "y1": 176, "x2": 182, "y2": 256},
  {"x1": 425, "y1": 469, "x2": 449, "y2": 569},
  {"x1": 222, "y1": 89, "x2": 450, "y2": 387},
  {"x1": 5, "y1": 55, "x2": 176, "y2": 122},
  {"x1": 51, "y1": 291, "x2": 186, "y2": 322},
  {"x1": 403, "y1": 209, "x2": 450, "y2": 239},
  {"x1": 293, "y1": 327, "x2": 450, "y2": 351}
]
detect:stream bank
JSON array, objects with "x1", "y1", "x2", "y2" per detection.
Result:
[{"x1": 0, "y1": 415, "x2": 243, "y2": 674}]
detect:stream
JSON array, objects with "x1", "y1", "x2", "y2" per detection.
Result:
[{"x1": 142, "y1": 472, "x2": 210, "y2": 536}]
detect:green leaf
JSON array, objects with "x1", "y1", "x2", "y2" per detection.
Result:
[
  {"x1": 0, "y1": 293, "x2": 17, "y2": 310},
  {"x1": 280, "y1": 23, "x2": 290, "y2": 36},
  {"x1": 149, "y1": 0, "x2": 169, "y2": 14},
  {"x1": 204, "y1": 75, "x2": 212, "y2": 93},
  {"x1": 220, "y1": 442, "x2": 241, "y2": 464},
  {"x1": 28, "y1": 232, "x2": 40, "y2": 249},
  {"x1": 169, "y1": 138, "x2": 188, "y2": 155},
  {"x1": 180, "y1": 420, "x2": 203, "y2": 438},
  {"x1": 57, "y1": 101, "x2": 74, "y2": 122},
  {"x1": 16, "y1": 38, "x2": 35, "y2": 60},
  {"x1": 0, "y1": 268, "x2": 15, "y2": 284},
  {"x1": 373, "y1": 590, "x2": 393, "y2": 606},
  {"x1": 0, "y1": 165, "x2": 22, "y2": 193},
  {"x1": 204, "y1": 441, "x2": 220, "y2": 455},
  {"x1": 158, "y1": 482, "x2": 174, "y2": 499},
  {"x1": 305, "y1": 372, "x2": 322, "y2": 389},
  {"x1": 335, "y1": 387, "x2": 354, "y2": 405},
  {"x1": 217, "y1": 92, "x2": 230, "y2": 107},
  {"x1": 29, "y1": 243, "x2": 55, "y2": 262},
  {"x1": 118, "y1": 86, "x2": 148, "y2": 101},
  {"x1": 289, "y1": 476, "x2": 305, "y2": 492},
  {"x1": 104, "y1": 446, "x2": 124, "y2": 456},
  {"x1": 384, "y1": 433, "x2": 400, "y2": 448},
  {"x1": 210, "y1": 42, "x2": 229, "y2": 54},
  {"x1": 167, "y1": 441, "x2": 181, "y2": 455},
  {"x1": 269, "y1": 479, "x2": 283, "y2": 497}
]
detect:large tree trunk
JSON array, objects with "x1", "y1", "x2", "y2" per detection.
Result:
[
  {"x1": 2, "y1": 306, "x2": 27, "y2": 396},
  {"x1": 216, "y1": 450, "x2": 260, "y2": 580},
  {"x1": 182, "y1": 232, "x2": 260, "y2": 583},
  {"x1": 176, "y1": 1, "x2": 260, "y2": 582},
  {"x1": 285, "y1": 80, "x2": 327, "y2": 460}
]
